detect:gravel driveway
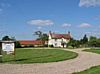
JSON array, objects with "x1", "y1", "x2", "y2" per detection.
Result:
[{"x1": 0, "y1": 48, "x2": 100, "y2": 74}]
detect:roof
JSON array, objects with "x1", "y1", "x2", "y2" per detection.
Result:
[
  {"x1": 49, "y1": 32, "x2": 71, "y2": 39},
  {"x1": 19, "y1": 40, "x2": 45, "y2": 45},
  {"x1": 0, "y1": 40, "x2": 15, "y2": 43}
]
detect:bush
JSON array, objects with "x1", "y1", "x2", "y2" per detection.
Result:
[
  {"x1": 15, "y1": 41, "x2": 21, "y2": 48},
  {"x1": 23, "y1": 45, "x2": 34, "y2": 48},
  {"x1": 43, "y1": 44, "x2": 48, "y2": 47},
  {"x1": 29, "y1": 44, "x2": 34, "y2": 47},
  {"x1": 67, "y1": 46, "x2": 74, "y2": 49},
  {"x1": 88, "y1": 39, "x2": 100, "y2": 47},
  {"x1": 49, "y1": 45, "x2": 54, "y2": 47}
]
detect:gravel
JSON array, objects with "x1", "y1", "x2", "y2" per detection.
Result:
[{"x1": 0, "y1": 48, "x2": 100, "y2": 74}]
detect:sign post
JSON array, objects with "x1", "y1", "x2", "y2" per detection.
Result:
[
  {"x1": 0, "y1": 48, "x2": 2, "y2": 63},
  {"x1": 1, "y1": 41, "x2": 15, "y2": 62},
  {"x1": 2, "y1": 41, "x2": 15, "y2": 54}
]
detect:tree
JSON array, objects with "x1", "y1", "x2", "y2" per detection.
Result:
[
  {"x1": 2, "y1": 36, "x2": 11, "y2": 41},
  {"x1": 15, "y1": 41, "x2": 21, "y2": 48},
  {"x1": 34, "y1": 31, "x2": 48, "y2": 41},
  {"x1": 37, "y1": 33, "x2": 48, "y2": 41},
  {"x1": 82, "y1": 34, "x2": 88, "y2": 44},
  {"x1": 68, "y1": 38, "x2": 80, "y2": 48},
  {"x1": 79, "y1": 34, "x2": 88, "y2": 47},
  {"x1": 88, "y1": 36, "x2": 96, "y2": 47},
  {"x1": 89, "y1": 36, "x2": 97, "y2": 41},
  {"x1": 34, "y1": 31, "x2": 42, "y2": 37},
  {"x1": 96, "y1": 39, "x2": 100, "y2": 47},
  {"x1": 88, "y1": 36, "x2": 100, "y2": 47}
]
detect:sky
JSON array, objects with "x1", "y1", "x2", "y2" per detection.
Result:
[{"x1": 0, "y1": 0, "x2": 100, "y2": 40}]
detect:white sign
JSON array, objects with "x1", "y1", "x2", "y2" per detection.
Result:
[{"x1": 2, "y1": 43, "x2": 14, "y2": 52}]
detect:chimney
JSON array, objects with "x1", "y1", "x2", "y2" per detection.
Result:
[
  {"x1": 49, "y1": 31, "x2": 52, "y2": 35},
  {"x1": 49, "y1": 31, "x2": 51, "y2": 34},
  {"x1": 68, "y1": 31, "x2": 70, "y2": 35}
]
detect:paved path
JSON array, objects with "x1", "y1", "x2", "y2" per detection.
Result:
[{"x1": 0, "y1": 48, "x2": 100, "y2": 74}]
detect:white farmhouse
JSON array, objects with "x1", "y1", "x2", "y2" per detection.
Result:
[{"x1": 48, "y1": 31, "x2": 71, "y2": 48}]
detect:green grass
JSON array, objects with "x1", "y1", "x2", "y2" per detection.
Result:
[
  {"x1": 83, "y1": 48, "x2": 100, "y2": 54},
  {"x1": 72, "y1": 65, "x2": 100, "y2": 74},
  {"x1": 2, "y1": 48, "x2": 78, "y2": 64}
]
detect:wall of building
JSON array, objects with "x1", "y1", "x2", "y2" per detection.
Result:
[
  {"x1": 48, "y1": 38, "x2": 69, "y2": 47},
  {"x1": 48, "y1": 32, "x2": 70, "y2": 48}
]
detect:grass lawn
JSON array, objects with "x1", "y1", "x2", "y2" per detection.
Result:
[
  {"x1": 72, "y1": 65, "x2": 100, "y2": 74},
  {"x1": 2, "y1": 48, "x2": 78, "y2": 64},
  {"x1": 83, "y1": 48, "x2": 100, "y2": 54}
]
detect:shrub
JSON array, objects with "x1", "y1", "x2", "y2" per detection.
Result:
[
  {"x1": 49, "y1": 45, "x2": 54, "y2": 47},
  {"x1": 43, "y1": 44, "x2": 48, "y2": 47},
  {"x1": 28, "y1": 44, "x2": 34, "y2": 47},
  {"x1": 15, "y1": 41, "x2": 21, "y2": 48}
]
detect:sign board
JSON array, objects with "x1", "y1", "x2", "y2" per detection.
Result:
[
  {"x1": 2, "y1": 43, "x2": 14, "y2": 52},
  {"x1": 1, "y1": 41, "x2": 15, "y2": 54}
]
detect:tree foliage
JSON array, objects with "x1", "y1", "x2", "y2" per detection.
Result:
[
  {"x1": 34, "y1": 31, "x2": 48, "y2": 41},
  {"x1": 80, "y1": 34, "x2": 88, "y2": 44},
  {"x1": 15, "y1": 41, "x2": 21, "y2": 48},
  {"x1": 34, "y1": 31, "x2": 42, "y2": 37},
  {"x1": 68, "y1": 38, "x2": 80, "y2": 48},
  {"x1": 68, "y1": 34, "x2": 88, "y2": 48},
  {"x1": 2, "y1": 36, "x2": 11, "y2": 41},
  {"x1": 88, "y1": 36, "x2": 100, "y2": 47}
]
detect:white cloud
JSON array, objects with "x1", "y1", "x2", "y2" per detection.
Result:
[
  {"x1": 62, "y1": 23, "x2": 71, "y2": 27},
  {"x1": 37, "y1": 26, "x2": 42, "y2": 29},
  {"x1": 79, "y1": 0, "x2": 100, "y2": 7},
  {"x1": 79, "y1": 23, "x2": 92, "y2": 28},
  {"x1": 85, "y1": 31, "x2": 91, "y2": 34},
  {"x1": 28, "y1": 19, "x2": 54, "y2": 26}
]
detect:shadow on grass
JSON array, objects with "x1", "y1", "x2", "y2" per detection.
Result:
[
  {"x1": 3, "y1": 58, "x2": 28, "y2": 63},
  {"x1": 15, "y1": 59, "x2": 28, "y2": 61}
]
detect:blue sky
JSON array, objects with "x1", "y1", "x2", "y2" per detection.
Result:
[{"x1": 0, "y1": 0, "x2": 100, "y2": 40}]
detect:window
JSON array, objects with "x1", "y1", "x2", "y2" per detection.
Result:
[
  {"x1": 55, "y1": 39, "x2": 57, "y2": 41},
  {"x1": 55, "y1": 43, "x2": 57, "y2": 46}
]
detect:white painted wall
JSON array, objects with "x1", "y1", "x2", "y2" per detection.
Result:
[
  {"x1": 48, "y1": 33, "x2": 70, "y2": 47},
  {"x1": 48, "y1": 38, "x2": 69, "y2": 47}
]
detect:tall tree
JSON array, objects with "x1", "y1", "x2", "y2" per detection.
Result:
[
  {"x1": 38, "y1": 33, "x2": 48, "y2": 40},
  {"x1": 34, "y1": 31, "x2": 42, "y2": 37},
  {"x1": 34, "y1": 31, "x2": 48, "y2": 41},
  {"x1": 81, "y1": 34, "x2": 88, "y2": 44}
]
